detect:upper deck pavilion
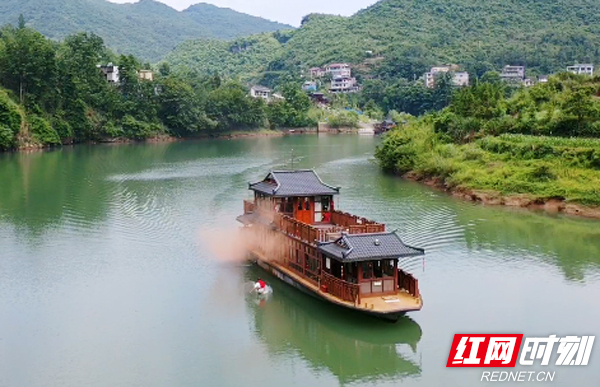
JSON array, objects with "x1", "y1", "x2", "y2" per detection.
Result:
[
  {"x1": 249, "y1": 170, "x2": 340, "y2": 198},
  {"x1": 240, "y1": 169, "x2": 387, "y2": 243}
]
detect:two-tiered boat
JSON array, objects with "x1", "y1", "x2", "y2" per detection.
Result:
[{"x1": 237, "y1": 170, "x2": 424, "y2": 321}]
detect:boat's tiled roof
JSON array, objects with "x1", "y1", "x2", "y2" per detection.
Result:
[
  {"x1": 318, "y1": 232, "x2": 424, "y2": 262},
  {"x1": 249, "y1": 170, "x2": 339, "y2": 197}
]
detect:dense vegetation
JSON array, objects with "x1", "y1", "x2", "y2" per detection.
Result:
[
  {"x1": 166, "y1": 34, "x2": 286, "y2": 82},
  {"x1": 375, "y1": 75, "x2": 600, "y2": 206},
  {"x1": 167, "y1": 0, "x2": 600, "y2": 113},
  {"x1": 0, "y1": 0, "x2": 291, "y2": 61},
  {"x1": 0, "y1": 24, "x2": 317, "y2": 151}
]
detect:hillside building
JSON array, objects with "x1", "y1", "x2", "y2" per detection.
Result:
[
  {"x1": 138, "y1": 70, "x2": 153, "y2": 81},
  {"x1": 98, "y1": 63, "x2": 119, "y2": 83},
  {"x1": 452, "y1": 72, "x2": 470, "y2": 87},
  {"x1": 310, "y1": 67, "x2": 325, "y2": 78},
  {"x1": 302, "y1": 81, "x2": 318, "y2": 92},
  {"x1": 500, "y1": 65, "x2": 526, "y2": 81},
  {"x1": 326, "y1": 63, "x2": 352, "y2": 79},
  {"x1": 567, "y1": 64, "x2": 594, "y2": 76},
  {"x1": 309, "y1": 93, "x2": 329, "y2": 105},
  {"x1": 250, "y1": 85, "x2": 272, "y2": 101},
  {"x1": 330, "y1": 76, "x2": 360, "y2": 93},
  {"x1": 424, "y1": 65, "x2": 469, "y2": 88}
]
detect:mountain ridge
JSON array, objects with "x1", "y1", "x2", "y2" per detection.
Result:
[
  {"x1": 166, "y1": 0, "x2": 600, "y2": 83},
  {"x1": 0, "y1": 0, "x2": 292, "y2": 61}
]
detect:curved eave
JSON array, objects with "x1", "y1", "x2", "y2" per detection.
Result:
[{"x1": 321, "y1": 251, "x2": 425, "y2": 264}]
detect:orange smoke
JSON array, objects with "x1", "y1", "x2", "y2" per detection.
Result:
[
  {"x1": 197, "y1": 226, "x2": 248, "y2": 263},
  {"x1": 197, "y1": 224, "x2": 287, "y2": 264}
]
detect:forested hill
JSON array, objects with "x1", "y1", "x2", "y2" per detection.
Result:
[
  {"x1": 0, "y1": 0, "x2": 291, "y2": 61},
  {"x1": 166, "y1": 0, "x2": 600, "y2": 81}
]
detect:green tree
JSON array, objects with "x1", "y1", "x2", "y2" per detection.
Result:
[
  {"x1": 0, "y1": 90, "x2": 22, "y2": 149},
  {"x1": 450, "y1": 81, "x2": 506, "y2": 120},
  {"x1": 0, "y1": 26, "x2": 57, "y2": 105},
  {"x1": 55, "y1": 32, "x2": 110, "y2": 140},
  {"x1": 205, "y1": 82, "x2": 266, "y2": 130},
  {"x1": 158, "y1": 62, "x2": 171, "y2": 77},
  {"x1": 158, "y1": 76, "x2": 214, "y2": 134},
  {"x1": 560, "y1": 87, "x2": 600, "y2": 135}
]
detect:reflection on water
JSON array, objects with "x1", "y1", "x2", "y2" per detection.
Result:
[
  {"x1": 244, "y1": 266, "x2": 422, "y2": 384},
  {"x1": 1, "y1": 135, "x2": 599, "y2": 387},
  {"x1": 357, "y1": 164, "x2": 600, "y2": 283}
]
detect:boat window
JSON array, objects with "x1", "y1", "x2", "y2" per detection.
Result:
[
  {"x1": 284, "y1": 198, "x2": 293, "y2": 213},
  {"x1": 383, "y1": 259, "x2": 395, "y2": 277},
  {"x1": 322, "y1": 197, "x2": 330, "y2": 212},
  {"x1": 304, "y1": 198, "x2": 310, "y2": 210},
  {"x1": 362, "y1": 262, "x2": 374, "y2": 279},
  {"x1": 307, "y1": 254, "x2": 320, "y2": 280},
  {"x1": 345, "y1": 263, "x2": 357, "y2": 284},
  {"x1": 325, "y1": 257, "x2": 331, "y2": 270},
  {"x1": 297, "y1": 199, "x2": 303, "y2": 211},
  {"x1": 314, "y1": 199, "x2": 322, "y2": 212},
  {"x1": 373, "y1": 261, "x2": 383, "y2": 278}
]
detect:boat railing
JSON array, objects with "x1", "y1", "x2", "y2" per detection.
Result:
[
  {"x1": 286, "y1": 260, "x2": 320, "y2": 285},
  {"x1": 274, "y1": 214, "x2": 329, "y2": 243},
  {"x1": 321, "y1": 272, "x2": 360, "y2": 304},
  {"x1": 331, "y1": 210, "x2": 386, "y2": 234},
  {"x1": 274, "y1": 212, "x2": 386, "y2": 244},
  {"x1": 398, "y1": 269, "x2": 420, "y2": 299}
]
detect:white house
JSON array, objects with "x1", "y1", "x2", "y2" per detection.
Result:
[
  {"x1": 452, "y1": 71, "x2": 470, "y2": 87},
  {"x1": 500, "y1": 65, "x2": 526, "y2": 81},
  {"x1": 250, "y1": 85, "x2": 272, "y2": 101},
  {"x1": 98, "y1": 63, "x2": 119, "y2": 83},
  {"x1": 330, "y1": 77, "x2": 359, "y2": 93},
  {"x1": 522, "y1": 78, "x2": 534, "y2": 87},
  {"x1": 326, "y1": 63, "x2": 352, "y2": 79},
  {"x1": 567, "y1": 64, "x2": 594, "y2": 76},
  {"x1": 424, "y1": 65, "x2": 468, "y2": 88}
]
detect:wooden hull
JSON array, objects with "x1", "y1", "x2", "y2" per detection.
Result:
[{"x1": 248, "y1": 251, "x2": 416, "y2": 322}]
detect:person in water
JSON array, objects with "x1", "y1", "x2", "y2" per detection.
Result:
[{"x1": 254, "y1": 279, "x2": 266, "y2": 291}]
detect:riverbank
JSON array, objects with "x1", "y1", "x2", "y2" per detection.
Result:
[
  {"x1": 405, "y1": 172, "x2": 600, "y2": 220},
  {"x1": 7, "y1": 129, "x2": 290, "y2": 153},
  {"x1": 375, "y1": 122, "x2": 600, "y2": 220},
  {"x1": 6, "y1": 126, "x2": 373, "y2": 153}
]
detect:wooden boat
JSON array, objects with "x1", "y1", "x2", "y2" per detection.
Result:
[
  {"x1": 245, "y1": 266, "x2": 422, "y2": 383},
  {"x1": 237, "y1": 169, "x2": 424, "y2": 322}
]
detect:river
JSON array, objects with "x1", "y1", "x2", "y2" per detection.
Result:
[{"x1": 1, "y1": 134, "x2": 599, "y2": 387}]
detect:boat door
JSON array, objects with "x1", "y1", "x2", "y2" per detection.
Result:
[{"x1": 295, "y1": 197, "x2": 313, "y2": 224}]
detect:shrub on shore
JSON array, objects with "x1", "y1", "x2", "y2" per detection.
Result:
[
  {"x1": 0, "y1": 90, "x2": 22, "y2": 150},
  {"x1": 376, "y1": 122, "x2": 600, "y2": 206},
  {"x1": 376, "y1": 73, "x2": 600, "y2": 207}
]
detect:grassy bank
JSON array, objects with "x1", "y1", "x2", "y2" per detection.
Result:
[
  {"x1": 375, "y1": 121, "x2": 600, "y2": 214},
  {"x1": 375, "y1": 73, "x2": 600, "y2": 218}
]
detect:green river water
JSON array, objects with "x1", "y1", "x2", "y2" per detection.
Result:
[{"x1": 1, "y1": 134, "x2": 599, "y2": 387}]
